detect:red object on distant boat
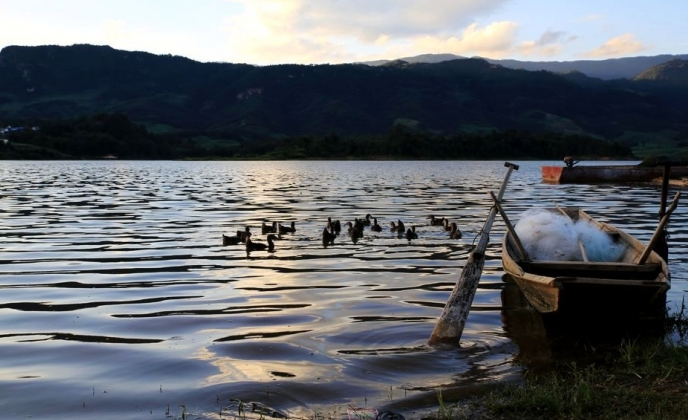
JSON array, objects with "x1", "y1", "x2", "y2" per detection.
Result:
[{"x1": 542, "y1": 164, "x2": 688, "y2": 183}]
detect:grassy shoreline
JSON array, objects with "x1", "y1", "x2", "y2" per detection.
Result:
[{"x1": 424, "y1": 306, "x2": 688, "y2": 420}]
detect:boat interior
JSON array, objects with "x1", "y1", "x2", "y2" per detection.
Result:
[{"x1": 519, "y1": 259, "x2": 663, "y2": 281}]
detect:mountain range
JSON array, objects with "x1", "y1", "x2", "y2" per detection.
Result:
[
  {"x1": 1, "y1": 44, "x2": 687, "y2": 155},
  {"x1": 364, "y1": 53, "x2": 688, "y2": 80}
]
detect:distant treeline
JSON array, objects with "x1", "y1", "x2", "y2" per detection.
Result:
[
  {"x1": 0, "y1": 113, "x2": 634, "y2": 160},
  {"x1": 257, "y1": 126, "x2": 633, "y2": 160}
]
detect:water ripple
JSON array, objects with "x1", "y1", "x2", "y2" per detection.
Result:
[{"x1": 0, "y1": 160, "x2": 685, "y2": 419}]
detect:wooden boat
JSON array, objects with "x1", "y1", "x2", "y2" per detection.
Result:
[
  {"x1": 542, "y1": 164, "x2": 688, "y2": 183},
  {"x1": 502, "y1": 207, "x2": 670, "y2": 316}
]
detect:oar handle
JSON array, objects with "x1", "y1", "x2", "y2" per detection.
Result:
[{"x1": 496, "y1": 162, "x2": 520, "y2": 200}]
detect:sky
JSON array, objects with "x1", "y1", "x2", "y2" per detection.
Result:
[{"x1": 1, "y1": 0, "x2": 687, "y2": 66}]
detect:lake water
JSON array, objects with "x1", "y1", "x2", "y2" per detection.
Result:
[{"x1": 0, "y1": 160, "x2": 686, "y2": 419}]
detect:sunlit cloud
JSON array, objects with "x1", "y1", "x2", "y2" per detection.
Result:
[
  {"x1": 583, "y1": 33, "x2": 647, "y2": 58},
  {"x1": 404, "y1": 21, "x2": 518, "y2": 58},
  {"x1": 219, "y1": 0, "x2": 512, "y2": 64},
  {"x1": 374, "y1": 34, "x2": 390, "y2": 46}
]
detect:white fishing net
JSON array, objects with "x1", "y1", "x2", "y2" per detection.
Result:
[{"x1": 514, "y1": 208, "x2": 626, "y2": 262}]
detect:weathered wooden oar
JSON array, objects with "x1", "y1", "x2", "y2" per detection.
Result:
[
  {"x1": 637, "y1": 191, "x2": 681, "y2": 264},
  {"x1": 428, "y1": 162, "x2": 519, "y2": 346}
]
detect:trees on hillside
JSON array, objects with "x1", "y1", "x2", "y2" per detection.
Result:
[
  {"x1": 1, "y1": 113, "x2": 634, "y2": 160},
  {"x1": 258, "y1": 127, "x2": 632, "y2": 160}
]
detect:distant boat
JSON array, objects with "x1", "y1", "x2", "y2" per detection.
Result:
[{"x1": 542, "y1": 163, "x2": 688, "y2": 183}]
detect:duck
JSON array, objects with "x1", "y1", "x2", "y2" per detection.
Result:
[
  {"x1": 261, "y1": 221, "x2": 277, "y2": 234},
  {"x1": 246, "y1": 233, "x2": 276, "y2": 253},
  {"x1": 327, "y1": 217, "x2": 342, "y2": 235},
  {"x1": 235, "y1": 226, "x2": 250, "y2": 243},
  {"x1": 322, "y1": 227, "x2": 336, "y2": 247},
  {"x1": 405, "y1": 226, "x2": 418, "y2": 240},
  {"x1": 396, "y1": 220, "x2": 406, "y2": 236},
  {"x1": 360, "y1": 214, "x2": 372, "y2": 226},
  {"x1": 278, "y1": 221, "x2": 296, "y2": 234},
  {"x1": 427, "y1": 215, "x2": 446, "y2": 226},
  {"x1": 389, "y1": 221, "x2": 399, "y2": 232},
  {"x1": 346, "y1": 221, "x2": 364, "y2": 240},
  {"x1": 449, "y1": 222, "x2": 462, "y2": 239},
  {"x1": 370, "y1": 218, "x2": 382, "y2": 232},
  {"x1": 222, "y1": 233, "x2": 242, "y2": 246},
  {"x1": 443, "y1": 218, "x2": 452, "y2": 232}
]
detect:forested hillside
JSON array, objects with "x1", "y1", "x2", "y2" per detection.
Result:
[{"x1": 1, "y1": 44, "x2": 687, "y2": 159}]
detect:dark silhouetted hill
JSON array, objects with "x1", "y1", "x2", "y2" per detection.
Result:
[
  {"x1": 364, "y1": 53, "x2": 688, "y2": 80},
  {"x1": 1, "y1": 44, "x2": 688, "y2": 152}
]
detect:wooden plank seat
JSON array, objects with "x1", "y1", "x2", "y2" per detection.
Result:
[{"x1": 519, "y1": 260, "x2": 663, "y2": 281}]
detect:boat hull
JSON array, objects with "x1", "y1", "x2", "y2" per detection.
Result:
[
  {"x1": 542, "y1": 165, "x2": 688, "y2": 183},
  {"x1": 502, "y1": 207, "x2": 670, "y2": 316}
]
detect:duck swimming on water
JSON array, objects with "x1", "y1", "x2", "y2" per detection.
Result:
[
  {"x1": 405, "y1": 226, "x2": 418, "y2": 240},
  {"x1": 246, "y1": 233, "x2": 276, "y2": 253},
  {"x1": 322, "y1": 227, "x2": 336, "y2": 247},
  {"x1": 238, "y1": 226, "x2": 251, "y2": 243},
  {"x1": 261, "y1": 221, "x2": 277, "y2": 234},
  {"x1": 370, "y1": 218, "x2": 382, "y2": 232},
  {"x1": 223, "y1": 227, "x2": 250, "y2": 245},
  {"x1": 222, "y1": 233, "x2": 242, "y2": 246},
  {"x1": 389, "y1": 220, "x2": 406, "y2": 236},
  {"x1": 427, "y1": 215, "x2": 445, "y2": 226},
  {"x1": 278, "y1": 221, "x2": 296, "y2": 234},
  {"x1": 346, "y1": 221, "x2": 364, "y2": 241},
  {"x1": 449, "y1": 222, "x2": 462, "y2": 239},
  {"x1": 327, "y1": 217, "x2": 343, "y2": 235},
  {"x1": 395, "y1": 220, "x2": 406, "y2": 237}
]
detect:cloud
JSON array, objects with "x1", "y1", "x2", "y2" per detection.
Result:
[
  {"x1": 219, "y1": 1, "x2": 349, "y2": 64},
  {"x1": 516, "y1": 29, "x2": 575, "y2": 59},
  {"x1": 535, "y1": 30, "x2": 566, "y2": 47},
  {"x1": 402, "y1": 21, "x2": 519, "y2": 59},
  {"x1": 219, "y1": 0, "x2": 511, "y2": 64},
  {"x1": 288, "y1": 0, "x2": 508, "y2": 39},
  {"x1": 583, "y1": 33, "x2": 647, "y2": 58}
]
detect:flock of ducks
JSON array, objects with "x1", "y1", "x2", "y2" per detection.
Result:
[{"x1": 223, "y1": 214, "x2": 462, "y2": 255}]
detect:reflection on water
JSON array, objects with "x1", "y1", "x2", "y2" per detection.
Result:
[
  {"x1": 499, "y1": 278, "x2": 670, "y2": 374},
  {"x1": 0, "y1": 160, "x2": 686, "y2": 419}
]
